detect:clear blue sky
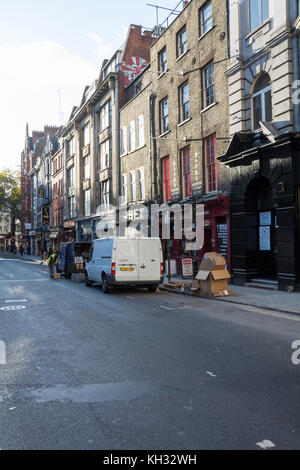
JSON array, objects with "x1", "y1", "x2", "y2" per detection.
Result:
[{"x1": 0, "y1": 0, "x2": 181, "y2": 170}]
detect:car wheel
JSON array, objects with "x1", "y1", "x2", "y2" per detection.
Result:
[
  {"x1": 148, "y1": 286, "x2": 157, "y2": 293},
  {"x1": 102, "y1": 274, "x2": 110, "y2": 294},
  {"x1": 85, "y1": 272, "x2": 92, "y2": 287}
]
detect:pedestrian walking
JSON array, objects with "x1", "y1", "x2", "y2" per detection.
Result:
[
  {"x1": 47, "y1": 252, "x2": 58, "y2": 278},
  {"x1": 19, "y1": 244, "x2": 24, "y2": 257}
]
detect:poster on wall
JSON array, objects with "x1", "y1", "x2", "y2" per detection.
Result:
[
  {"x1": 260, "y1": 212, "x2": 271, "y2": 226},
  {"x1": 217, "y1": 224, "x2": 228, "y2": 260},
  {"x1": 259, "y1": 226, "x2": 271, "y2": 251}
]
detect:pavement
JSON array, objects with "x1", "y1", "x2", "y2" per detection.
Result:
[
  {"x1": 161, "y1": 275, "x2": 300, "y2": 316},
  {"x1": 0, "y1": 252, "x2": 300, "y2": 450}
]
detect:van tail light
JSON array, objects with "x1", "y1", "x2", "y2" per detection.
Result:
[
  {"x1": 111, "y1": 263, "x2": 116, "y2": 276},
  {"x1": 160, "y1": 263, "x2": 164, "y2": 276}
]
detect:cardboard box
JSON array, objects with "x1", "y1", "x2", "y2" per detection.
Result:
[
  {"x1": 199, "y1": 252, "x2": 227, "y2": 272},
  {"x1": 53, "y1": 273, "x2": 61, "y2": 280},
  {"x1": 196, "y1": 252, "x2": 231, "y2": 297},
  {"x1": 72, "y1": 273, "x2": 85, "y2": 283}
]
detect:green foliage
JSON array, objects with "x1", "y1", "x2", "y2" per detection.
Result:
[{"x1": 0, "y1": 169, "x2": 21, "y2": 222}]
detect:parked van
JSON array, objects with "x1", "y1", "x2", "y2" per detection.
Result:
[
  {"x1": 85, "y1": 237, "x2": 164, "y2": 293},
  {"x1": 57, "y1": 242, "x2": 92, "y2": 278}
]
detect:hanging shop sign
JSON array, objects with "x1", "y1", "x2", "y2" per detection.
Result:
[
  {"x1": 42, "y1": 206, "x2": 50, "y2": 226},
  {"x1": 38, "y1": 187, "x2": 45, "y2": 199}
]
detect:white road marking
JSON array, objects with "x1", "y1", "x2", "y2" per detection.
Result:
[
  {"x1": 5, "y1": 299, "x2": 28, "y2": 303},
  {"x1": 126, "y1": 297, "x2": 135, "y2": 300},
  {"x1": 256, "y1": 440, "x2": 275, "y2": 450},
  {"x1": 0, "y1": 306, "x2": 26, "y2": 311},
  {"x1": 206, "y1": 371, "x2": 217, "y2": 377},
  {"x1": 0, "y1": 279, "x2": 47, "y2": 283},
  {"x1": 160, "y1": 305, "x2": 194, "y2": 311},
  {"x1": 0, "y1": 341, "x2": 6, "y2": 365}
]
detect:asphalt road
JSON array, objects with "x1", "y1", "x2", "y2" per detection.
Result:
[{"x1": 0, "y1": 253, "x2": 300, "y2": 450}]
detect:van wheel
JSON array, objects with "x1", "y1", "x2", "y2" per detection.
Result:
[
  {"x1": 102, "y1": 274, "x2": 110, "y2": 294},
  {"x1": 148, "y1": 286, "x2": 157, "y2": 293},
  {"x1": 85, "y1": 272, "x2": 92, "y2": 287}
]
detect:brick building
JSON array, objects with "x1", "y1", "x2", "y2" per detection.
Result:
[
  {"x1": 148, "y1": 0, "x2": 231, "y2": 275},
  {"x1": 50, "y1": 138, "x2": 64, "y2": 251}
]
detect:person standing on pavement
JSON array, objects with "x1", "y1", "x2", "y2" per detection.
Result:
[
  {"x1": 47, "y1": 252, "x2": 58, "y2": 278},
  {"x1": 19, "y1": 244, "x2": 24, "y2": 257}
]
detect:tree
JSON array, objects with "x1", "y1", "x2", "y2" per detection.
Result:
[{"x1": 0, "y1": 169, "x2": 21, "y2": 236}]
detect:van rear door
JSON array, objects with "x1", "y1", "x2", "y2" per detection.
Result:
[
  {"x1": 138, "y1": 239, "x2": 162, "y2": 282},
  {"x1": 115, "y1": 239, "x2": 138, "y2": 282}
]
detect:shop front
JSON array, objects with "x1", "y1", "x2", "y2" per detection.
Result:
[
  {"x1": 220, "y1": 131, "x2": 300, "y2": 291},
  {"x1": 63, "y1": 221, "x2": 76, "y2": 243}
]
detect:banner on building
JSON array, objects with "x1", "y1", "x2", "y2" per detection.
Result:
[{"x1": 42, "y1": 206, "x2": 50, "y2": 226}]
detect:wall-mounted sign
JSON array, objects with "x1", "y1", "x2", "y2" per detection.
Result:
[
  {"x1": 38, "y1": 187, "x2": 44, "y2": 199},
  {"x1": 42, "y1": 206, "x2": 50, "y2": 226},
  {"x1": 25, "y1": 223, "x2": 31, "y2": 230},
  {"x1": 259, "y1": 226, "x2": 271, "y2": 251},
  {"x1": 260, "y1": 212, "x2": 271, "y2": 226}
]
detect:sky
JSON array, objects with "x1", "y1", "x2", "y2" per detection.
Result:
[{"x1": 0, "y1": 0, "x2": 181, "y2": 171}]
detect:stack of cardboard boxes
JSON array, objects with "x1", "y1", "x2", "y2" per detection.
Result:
[{"x1": 195, "y1": 253, "x2": 232, "y2": 297}]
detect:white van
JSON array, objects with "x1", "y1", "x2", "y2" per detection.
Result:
[{"x1": 85, "y1": 237, "x2": 164, "y2": 293}]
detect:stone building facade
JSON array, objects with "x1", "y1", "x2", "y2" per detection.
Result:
[{"x1": 220, "y1": 0, "x2": 300, "y2": 291}]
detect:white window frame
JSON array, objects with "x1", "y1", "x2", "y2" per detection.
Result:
[
  {"x1": 200, "y1": 1, "x2": 213, "y2": 36},
  {"x1": 83, "y1": 123, "x2": 90, "y2": 147},
  {"x1": 179, "y1": 82, "x2": 190, "y2": 123},
  {"x1": 83, "y1": 155, "x2": 90, "y2": 180},
  {"x1": 158, "y1": 47, "x2": 167, "y2": 73},
  {"x1": 177, "y1": 25, "x2": 187, "y2": 58},
  {"x1": 84, "y1": 189, "x2": 91, "y2": 217},
  {"x1": 138, "y1": 167, "x2": 145, "y2": 201},
  {"x1": 101, "y1": 180, "x2": 110, "y2": 210},
  {"x1": 203, "y1": 62, "x2": 215, "y2": 108},
  {"x1": 121, "y1": 174, "x2": 127, "y2": 203},
  {"x1": 248, "y1": 0, "x2": 269, "y2": 33},
  {"x1": 130, "y1": 171, "x2": 136, "y2": 202},
  {"x1": 100, "y1": 100, "x2": 112, "y2": 132},
  {"x1": 100, "y1": 139, "x2": 111, "y2": 170},
  {"x1": 137, "y1": 114, "x2": 145, "y2": 148},
  {"x1": 252, "y1": 84, "x2": 272, "y2": 130},
  {"x1": 129, "y1": 121, "x2": 135, "y2": 152},
  {"x1": 121, "y1": 127, "x2": 127, "y2": 155}
]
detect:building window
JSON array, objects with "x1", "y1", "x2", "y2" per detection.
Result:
[
  {"x1": 181, "y1": 147, "x2": 191, "y2": 199},
  {"x1": 135, "y1": 81, "x2": 142, "y2": 95},
  {"x1": 100, "y1": 100, "x2": 112, "y2": 132},
  {"x1": 83, "y1": 155, "x2": 90, "y2": 180},
  {"x1": 121, "y1": 174, "x2": 127, "y2": 203},
  {"x1": 68, "y1": 195, "x2": 75, "y2": 219},
  {"x1": 158, "y1": 47, "x2": 167, "y2": 73},
  {"x1": 162, "y1": 157, "x2": 171, "y2": 202},
  {"x1": 67, "y1": 167, "x2": 74, "y2": 188},
  {"x1": 66, "y1": 138, "x2": 74, "y2": 158},
  {"x1": 160, "y1": 97, "x2": 169, "y2": 134},
  {"x1": 84, "y1": 189, "x2": 91, "y2": 216},
  {"x1": 252, "y1": 73, "x2": 272, "y2": 129},
  {"x1": 248, "y1": 0, "x2": 269, "y2": 32},
  {"x1": 199, "y1": 1, "x2": 213, "y2": 36},
  {"x1": 205, "y1": 135, "x2": 218, "y2": 193},
  {"x1": 82, "y1": 123, "x2": 90, "y2": 147},
  {"x1": 138, "y1": 167, "x2": 145, "y2": 201},
  {"x1": 179, "y1": 82, "x2": 190, "y2": 123},
  {"x1": 100, "y1": 139, "x2": 111, "y2": 170},
  {"x1": 137, "y1": 114, "x2": 145, "y2": 148},
  {"x1": 176, "y1": 25, "x2": 187, "y2": 58},
  {"x1": 101, "y1": 181, "x2": 110, "y2": 210},
  {"x1": 203, "y1": 62, "x2": 215, "y2": 108},
  {"x1": 121, "y1": 127, "x2": 127, "y2": 156},
  {"x1": 130, "y1": 171, "x2": 136, "y2": 202},
  {"x1": 129, "y1": 121, "x2": 135, "y2": 152}
]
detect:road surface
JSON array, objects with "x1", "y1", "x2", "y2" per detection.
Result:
[{"x1": 0, "y1": 254, "x2": 299, "y2": 450}]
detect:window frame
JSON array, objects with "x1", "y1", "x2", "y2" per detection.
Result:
[
  {"x1": 181, "y1": 146, "x2": 191, "y2": 199},
  {"x1": 176, "y1": 25, "x2": 187, "y2": 58},
  {"x1": 82, "y1": 123, "x2": 90, "y2": 147},
  {"x1": 100, "y1": 100, "x2": 112, "y2": 132},
  {"x1": 137, "y1": 114, "x2": 145, "y2": 148},
  {"x1": 138, "y1": 167, "x2": 145, "y2": 201},
  {"x1": 179, "y1": 82, "x2": 190, "y2": 123},
  {"x1": 130, "y1": 171, "x2": 136, "y2": 202},
  {"x1": 199, "y1": 1, "x2": 213, "y2": 36},
  {"x1": 203, "y1": 62, "x2": 215, "y2": 109},
  {"x1": 248, "y1": 0, "x2": 269, "y2": 33},
  {"x1": 205, "y1": 134, "x2": 218, "y2": 193},
  {"x1": 101, "y1": 180, "x2": 110, "y2": 210},
  {"x1": 252, "y1": 83, "x2": 272, "y2": 130},
  {"x1": 84, "y1": 189, "x2": 91, "y2": 217},
  {"x1": 83, "y1": 155, "x2": 90, "y2": 180},
  {"x1": 159, "y1": 97, "x2": 169, "y2": 134},
  {"x1": 121, "y1": 174, "x2": 127, "y2": 203},
  {"x1": 158, "y1": 46, "x2": 167, "y2": 73},
  {"x1": 129, "y1": 121, "x2": 136, "y2": 152},
  {"x1": 100, "y1": 139, "x2": 111, "y2": 170},
  {"x1": 162, "y1": 156, "x2": 171, "y2": 203},
  {"x1": 121, "y1": 127, "x2": 127, "y2": 156}
]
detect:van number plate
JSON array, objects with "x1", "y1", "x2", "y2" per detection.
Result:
[{"x1": 120, "y1": 267, "x2": 135, "y2": 272}]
